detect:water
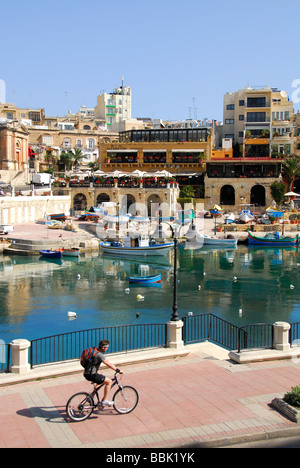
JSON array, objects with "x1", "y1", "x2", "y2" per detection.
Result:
[{"x1": 1, "y1": 244, "x2": 300, "y2": 344}]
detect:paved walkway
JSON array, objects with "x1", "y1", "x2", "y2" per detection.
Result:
[{"x1": 1, "y1": 343, "x2": 300, "y2": 449}]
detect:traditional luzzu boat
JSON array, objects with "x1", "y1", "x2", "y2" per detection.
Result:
[
  {"x1": 129, "y1": 274, "x2": 161, "y2": 284},
  {"x1": 99, "y1": 235, "x2": 174, "y2": 256},
  {"x1": 248, "y1": 230, "x2": 299, "y2": 246}
]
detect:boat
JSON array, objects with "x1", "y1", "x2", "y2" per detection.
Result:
[
  {"x1": 129, "y1": 274, "x2": 161, "y2": 284},
  {"x1": 99, "y1": 234, "x2": 174, "y2": 256},
  {"x1": 48, "y1": 213, "x2": 67, "y2": 221},
  {"x1": 39, "y1": 249, "x2": 62, "y2": 259},
  {"x1": 224, "y1": 213, "x2": 236, "y2": 224},
  {"x1": 248, "y1": 230, "x2": 299, "y2": 246},
  {"x1": 238, "y1": 205, "x2": 254, "y2": 223},
  {"x1": 59, "y1": 248, "x2": 80, "y2": 257},
  {"x1": 196, "y1": 234, "x2": 238, "y2": 247}
]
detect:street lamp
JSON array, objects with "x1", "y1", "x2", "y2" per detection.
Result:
[{"x1": 167, "y1": 222, "x2": 181, "y2": 322}]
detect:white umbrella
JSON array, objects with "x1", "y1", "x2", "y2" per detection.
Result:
[
  {"x1": 94, "y1": 170, "x2": 105, "y2": 175},
  {"x1": 284, "y1": 191, "x2": 300, "y2": 197},
  {"x1": 130, "y1": 170, "x2": 146, "y2": 178},
  {"x1": 103, "y1": 170, "x2": 128, "y2": 178},
  {"x1": 152, "y1": 170, "x2": 173, "y2": 178}
]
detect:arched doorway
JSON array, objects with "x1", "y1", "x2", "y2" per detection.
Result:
[
  {"x1": 220, "y1": 185, "x2": 235, "y2": 205},
  {"x1": 73, "y1": 193, "x2": 87, "y2": 211},
  {"x1": 251, "y1": 185, "x2": 265, "y2": 207},
  {"x1": 147, "y1": 194, "x2": 162, "y2": 217},
  {"x1": 121, "y1": 194, "x2": 136, "y2": 214},
  {"x1": 96, "y1": 193, "x2": 110, "y2": 205}
]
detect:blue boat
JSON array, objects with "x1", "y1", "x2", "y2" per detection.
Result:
[
  {"x1": 129, "y1": 274, "x2": 161, "y2": 284},
  {"x1": 248, "y1": 230, "x2": 298, "y2": 246},
  {"x1": 39, "y1": 250, "x2": 62, "y2": 259}
]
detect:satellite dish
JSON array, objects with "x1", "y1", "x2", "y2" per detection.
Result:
[{"x1": 280, "y1": 90, "x2": 287, "y2": 98}]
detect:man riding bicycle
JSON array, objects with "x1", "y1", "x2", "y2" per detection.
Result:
[{"x1": 83, "y1": 339, "x2": 123, "y2": 407}]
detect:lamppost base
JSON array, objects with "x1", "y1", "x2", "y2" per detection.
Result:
[{"x1": 167, "y1": 320, "x2": 184, "y2": 349}]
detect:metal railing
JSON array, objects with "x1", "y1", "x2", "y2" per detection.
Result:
[
  {"x1": 290, "y1": 322, "x2": 300, "y2": 345},
  {"x1": 0, "y1": 343, "x2": 10, "y2": 373},
  {"x1": 30, "y1": 323, "x2": 167, "y2": 368},
  {"x1": 182, "y1": 313, "x2": 274, "y2": 352}
]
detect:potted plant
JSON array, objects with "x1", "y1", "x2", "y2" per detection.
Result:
[
  {"x1": 217, "y1": 223, "x2": 223, "y2": 232},
  {"x1": 268, "y1": 215, "x2": 276, "y2": 224}
]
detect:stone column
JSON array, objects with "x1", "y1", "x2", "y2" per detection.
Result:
[
  {"x1": 274, "y1": 321, "x2": 291, "y2": 351},
  {"x1": 167, "y1": 320, "x2": 184, "y2": 349},
  {"x1": 10, "y1": 339, "x2": 31, "y2": 374}
]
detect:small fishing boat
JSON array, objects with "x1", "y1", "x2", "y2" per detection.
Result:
[
  {"x1": 99, "y1": 234, "x2": 174, "y2": 256},
  {"x1": 238, "y1": 205, "x2": 254, "y2": 223},
  {"x1": 196, "y1": 234, "x2": 238, "y2": 247},
  {"x1": 129, "y1": 274, "x2": 161, "y2": 284},
  {"x1": 59, "y1": 248, "x2": 80, "y2": 257},
  {"x1": 48, "y1": 213, "x2": 67, "y2": 222},
  {"x1": 248, "y1": 230, "x2": 299, "y2": 246},
  {"x1": 39, "y1": 249, "x2": 62, "y2": 259}
]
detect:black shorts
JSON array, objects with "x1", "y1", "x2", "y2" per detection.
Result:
[{"x1": 84, "y1": 372, "x2": 106, "y2": 385}]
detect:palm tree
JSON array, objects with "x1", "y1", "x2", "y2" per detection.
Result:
[
  {"x1": 73, "y1": 147, "x2": 85, "y2": 169},
  {"x1": 282, "y1": 155, "x2": 300, "y2": 192}
]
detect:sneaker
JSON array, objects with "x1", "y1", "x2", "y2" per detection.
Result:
[{"x1": 101, "y1": 400, "x2": 114, "y2": 407}]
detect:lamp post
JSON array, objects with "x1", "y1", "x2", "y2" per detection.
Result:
[{"x1": 167, "y1": 222, "x2": 181, "y2": 322}]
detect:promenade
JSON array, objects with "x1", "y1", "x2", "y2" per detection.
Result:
[{"x1": 1, "y1": 343, "x2": 300, "y2": 449}]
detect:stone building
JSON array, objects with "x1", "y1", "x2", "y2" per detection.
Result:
[{"x1": 0, "y1": 122, "x2": 29, "y2": 171}]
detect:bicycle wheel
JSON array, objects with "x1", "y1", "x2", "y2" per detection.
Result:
[
  {"x1": 113, "y1": 386, "x2": 139, "y2": 414},
  {"x1": 66, "y1": 392, "x2": 94, "y2": 422}
]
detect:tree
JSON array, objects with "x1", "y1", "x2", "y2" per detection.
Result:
[
  {"x1": 179, "y1": 185, "x2": 195, "y2": 198},
  {"x1": 72, "y1": 147, "x2": 85, "y2": 169},
  {"x1": 282, "y1": 155, "x2": 300, "y2": 192},
  {"x1": 59, "y1": 151, "x2": 73, "y2": 172},
  {"x1": 270, "y1": 181, "x2": 286, "y2": 206}
]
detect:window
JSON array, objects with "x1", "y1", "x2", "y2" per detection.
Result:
[
  {"x1": 28, "y1": 111, "x2": 41, "y2": 122},
  {"x1": 6, "y1": 112, "x2": 13, "y2": 120},
  {"x1": 42, "y1": 135, "x2": 52, "y2": 145},
  {"x1": 246, "y1": 112, "x2": 266, "y2": 122},
  {"x1": 239, "y1": 100, "x2": 245, "y2": 106},
  {"x1": 76, "y1": 139, "x2": 82, "y2": 148},
  {"x1": 63, "y1": 138, "x2": 72, "y2": 149},
  {"x1": 226, "y1": 104, "x2": 235, "y2": 110},
  {"x1": 239, "y1": 115, "x2": 244, "y2": 121},
  {"x1": 87, "y1": 138, "x2": 95, "y2": 149},
  {"x1": 225, "y1": 119, "x2": 234, "y2": 124},
  {"x1": 247, "y1": 97, "x2": 266, "y2": 108}
]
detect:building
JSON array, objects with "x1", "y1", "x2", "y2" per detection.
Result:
[
  {"x1": 223, "y1": 86, "x2": 295, "y2": 157},
  {"x1": 0, "y1": 122, "x2": 29, "y2": 171},
  {"x1": 100, "y1": 127, "x2": 212, "y2": 199},
  {"x1": 94, "y1": 82, "x2": 131, "y2": 128},
  {"x1": 0, "y1": 103, "x2": 45, "y2": 127}
]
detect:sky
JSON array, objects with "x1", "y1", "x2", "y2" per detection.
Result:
[{"x1": 1, "y1": 0, "x2": 300, "y2": 122}]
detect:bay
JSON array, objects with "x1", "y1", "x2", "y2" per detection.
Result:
[{"x1": 0, "y1": 244, "x2": 300, "y2": 344}]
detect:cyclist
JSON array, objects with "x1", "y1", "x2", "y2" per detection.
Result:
[{"x1": 83, "y1": 339, "x2": 123, "y2": 407}]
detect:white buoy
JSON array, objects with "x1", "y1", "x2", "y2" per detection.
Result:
[
  {"x1": 203, "y1": 272, "x2": 206, "y2": 276},
  {"x1": 290, "y1": 285, "x2": 295, "y2": 289},
  {"x1": 239, "y1": 308, "x2": 243, "y2": 316},
  {"x1": 125, "y1": 288, "x2": 130, "y2": 293},
  {"x1": 233, "y1": 276, "x2": 237, "y2": 282},
  {"x1": 67, "y1": 311, "x2": 77, "y2": 318},
  {"x1": 188, "y1": 311, "x2": 193, "y2": 316},
  {"x1": 77, "y1": 274, "x2": 80, "y2": 279},
  {"x1": 198, "y1": 285, "x2": 201, "y2": 290}
]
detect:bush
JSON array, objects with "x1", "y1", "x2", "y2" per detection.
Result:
[{"x1": 283, "y1": 386, "x2": 300, "y2": 408}]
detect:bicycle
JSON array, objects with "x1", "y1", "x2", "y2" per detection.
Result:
[{"x1": 66, "y1": 372, "x2": 139, "y2": 422}]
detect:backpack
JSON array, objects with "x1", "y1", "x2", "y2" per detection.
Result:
[{"x1": 80, "y1": 347, "x2": 98, "y2": 369}]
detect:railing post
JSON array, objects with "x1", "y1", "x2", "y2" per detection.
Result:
[
  {"x1": 274, "y1": 321, "x2": 291, "y2": 351},
  {"x1": 10, "y1": 339, "x2": 31, "y2": 374},
  {"x1": 167, "y1": 320, "x2": 184, "y2": 349}
]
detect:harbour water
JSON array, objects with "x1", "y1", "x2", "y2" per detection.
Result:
[{"x1": 1, "y1": 244, "x2": 300, "y2": 344}]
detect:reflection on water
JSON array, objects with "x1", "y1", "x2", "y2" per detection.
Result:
[{"x1": 0, "y1": 244, "x2": 300, "y2": 343}]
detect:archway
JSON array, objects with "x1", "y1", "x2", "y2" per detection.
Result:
[
  {"x1": 73, "y1": 193, "x2": 87, "y2": 211},
  {"x1": 250, "y1": 185, "x2": 265, "y2": 207},
  {"x1": 96, "y1": 193, "x2": 110, "y2": 206},
  {"x1": 220, "y1": 185, "x2": 235, "y2": 205},
  {"x1": 121, "y1": 194, "x2": 136, "y2": 214},
  {"x1": 147, "y1": 194, "x2": 162, "y2": 217}
]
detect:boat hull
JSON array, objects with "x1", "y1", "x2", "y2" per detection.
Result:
[
  {"x1": 197, "y1": 235, "x2": 238, "y2": 247},
  {"x1": 129, "y1": 274, "x2": 161, "y2": 284},
  {"x1": 39, "y1": 250, "x2": 62, "y2": 259},
  {"x1": 61, "y1": 248, "x2": 80, "y2": 257},
  {"x1": 99, "y1": 242, "x2": 174, "y2": 256},
  {"x1": 248, "y1": 231, "x2": 298, "y2": 246}
]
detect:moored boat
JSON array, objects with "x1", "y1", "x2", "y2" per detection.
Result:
[
  {"x1": 129, "y1": 274, "x2": 161, "y2": 284},
  {"x1": 248, "y1": 230, "x2": 298, "y2": 246},
  {"x1": 48, "y1": 213, "x2": 67, "y2": 221},
  {"x1": 59, "y1": 248, "x2": 80, "y2": 257},
  {"x1": 99, "y1": 235, "x2": 174, "y2": 256},
  {"x1": 196, "y1": 234, "x2": 238, "y2": 247},
  {"x1": 39, "y1": 249, "x2": 62, "y2": 259}
]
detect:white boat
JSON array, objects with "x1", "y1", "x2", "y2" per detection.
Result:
[
  {"x1": 60, "y1": 248, "x2": 80, "y2": 257},
  {"x1": 99, "y1": 234, "x2": 174, "y2": 256},
  {"x1": 224, "y1": 213, "x2": 236, "y2": 224},
  {"x1": 196, "y1": 234, "x2": 238, "y2": 247},
  {"x1": 238, "y1": 205, "x2": 254, "y2": 223}
]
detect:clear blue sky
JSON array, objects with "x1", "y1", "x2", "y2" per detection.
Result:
[{"x1": 1, "y1": 0, "x2": 299, "y2": 122}]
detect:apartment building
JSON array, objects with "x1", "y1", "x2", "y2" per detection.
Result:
[
  {"x1": 94, "y1": 83, "x2": 131, "y2": 128},
  {"x1": 0, "y1": 103, "x2": 45, "y2": 126},
  {"x1": 223, "y1": 86, "x2": 295, "y2": 157}
]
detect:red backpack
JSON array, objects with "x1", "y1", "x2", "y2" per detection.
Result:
[{"x1": 80, "y1": 347, "x2": 98, "y2": 369}]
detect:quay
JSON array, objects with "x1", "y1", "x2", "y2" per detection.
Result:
[{"x1": 1, "y1": 342, "x2": 300, "y2": 448}]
